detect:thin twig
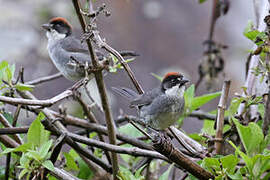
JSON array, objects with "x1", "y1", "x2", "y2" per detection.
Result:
[
  {"x1": 0, "y1": 126, "x2": 28, "y2": 134},
  {"x1": 215, "y1": 80, "x2": 231, "y2": 154},
  {"x1": 0, "y1": 114, "x2": 22, "y2": 144},
  {"x1": 12, "y1": 104, "x2": 21, "y2": 127},
  {"x1": 25, "y1": 72, "x2": 62, "y2": 85},
  {"x1": 72, "y1": 0, "x2": 119, "y2": 177},
  {"x1": 66, "y1": 131, "x2": 168, "y2": 160},
  {"x1": 5, "y1": 153, "x2": 11, "y2": 180},
  {"x1": 49, "y1": 167, "x2": 81, "y2": 180},
  {"x1": 94, "y1": 38, "x2": 144, "y2": 94},
  {"x1": 0, "y1": 89, "x2": 72, "y2": 107}
]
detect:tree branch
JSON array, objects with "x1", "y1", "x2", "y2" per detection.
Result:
[
  {"x1": 25, "y1": 72, "x2": 62, "y2": 85},
  {"x1": 152, "y1": 135, "x2": 214, "y2": 180},
  {"x1": 215, "y1": 80, "x2": 230, "y2": 154},
  {"x1": 0, "y1": 90, "x2": 72, "y2": 107}
]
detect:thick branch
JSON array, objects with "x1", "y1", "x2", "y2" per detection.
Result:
[{"x1": 153, "y1": 136, "x2": 214, "y2": 180}]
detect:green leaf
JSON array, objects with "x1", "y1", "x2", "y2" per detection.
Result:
[
  {"x1": 63, "y1": 152, "x2": 79, "y2": 171},
  {"x1": 232, "y1": 118, "x2": 264, "y2": 155},
  {"x1": 243, "y1": 21, "x2": 267, "y2": 45},
  {"x1": 39, "y1": 139, "x2": 53, "y2": 159},
  {"x1": 117, "y1": 166, "x2": 143, "y2": 180},
  {"x1": 119, "y1": 123, "x2": 144, "y2": 138},
  {"x1": 199, "y1": 0, "x2": 207, "y2": 3},
  {"x1": 89, "y1": 132, "x2": 97, "y2": 139},
  {"x1": 14, "y1": 83, "x2": 34, "y2": 91},
  {"x1": 159, "y1": 164, "x2": 173, "y2": 180},
  {"x1": 14, "y1": 143, "x2": 32, "y2": 152},
  {"x1": 0, "y1": 61, "x2": 8, "y2": 69},
  {"x1": 42, "y1": 160, "x2": 55, "y2": 171},
  {"x1": 77, "y1": 157, "x2": 94, "y2": 179},
  {"x1": 2, "y1": 112, "x2": 13, "y2": 125},
  {"x1": 27, "y1": 112, "x2": 49, "y2": 147},
  {"x1": 20, "y1": 154, "x2": 30, "y2": 168},
  {"x1": 229, "y1": 141, "x2": 253, "y2": 174},
  {"x1": 26, "y1": 150, "x2": 42, "y2": 161},
  {"x1": 228, "y1": 97, "x2": 244, "y2": 118},
  {"x1": 0, "y1": 148, "x2": 15, "y2": 155},
  {"x1": 201, "y1": 157, "x2": 221, "y2": 174},
  {"x1": 135, "y1": 164, "x2": 147, "y2": 178},
  {"x1": 19, "y1": 168, "x2": 29, "y2": 180},
  {"x1": 258, "y1": 103, "x2": 265, "y2": 119},
  {"x1": 184, "y1": 85, "x2": 195, "y2": 112},
  {"x1": 151, "y1": 73, "x2": 163, "y2": 81},
  {"x1": 201, "y1": 120, "x2": 216, "y2": 135},
  {"x1": 220, "y1": 154, "x2": 239, "y2": 174},
  {"x1": 190, "y1": 91, "x2": 221, "y2": 112},
  {"x1": 227, "y1": 169, "x2": 243, "y2": 180}
]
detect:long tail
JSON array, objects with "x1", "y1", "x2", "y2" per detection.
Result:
[{"x1": 111, "y1": 87, "x2": 138, "y2": 100}]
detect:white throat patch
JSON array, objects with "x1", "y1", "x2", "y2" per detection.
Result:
[
  {"x1": 165, "y1": 85, "x2": 185, "y2": 97},
  {"x1": 46, "y1": 29, "x2": 66, "y2": 41}
]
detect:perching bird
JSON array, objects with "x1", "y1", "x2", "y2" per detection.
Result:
[
  {"x1": 42, "y1": 17, "x2": 138, "y2": 82},
  {"x1": 112, "y1": 72, "x2": 189, "y2": 130}
]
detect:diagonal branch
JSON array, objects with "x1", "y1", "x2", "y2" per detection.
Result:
[{"x1": 25, "y1": 72, "x2": 62, "y2": 85}]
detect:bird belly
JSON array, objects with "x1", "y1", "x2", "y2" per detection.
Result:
[
  {"x1": 48, "y1": 46, "x2": 84, "y2": 81},
  {"x1": 152, "y1": 111, "x2": 180, "y2": 130}
]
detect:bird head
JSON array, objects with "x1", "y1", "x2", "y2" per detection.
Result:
[
  {"x1": 161, "y1": 72, "x2": 189, "y2": 93},
  {"x1": 42, "y1": 17, "x2": 72, "y2": 40}
]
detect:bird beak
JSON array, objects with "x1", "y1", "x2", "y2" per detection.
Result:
[
  {"x1": 42, "y1": 23, "x2": 51, "y2": 31},
  {"x1": 180, "y1": 78, "x2": 189, "y2": 86}
]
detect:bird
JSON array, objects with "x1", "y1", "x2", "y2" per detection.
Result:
[
  {"x1": 42, "y1": 17, "x2": 138, "y2": 82},
  {"x1": 112, "y1": 72, "x2": 189, "y2": 130}
]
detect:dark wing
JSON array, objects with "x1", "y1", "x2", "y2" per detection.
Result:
[
  {"x1": 130, "y1": 88, "x2": 161, "y2": 107},
  {"x1": 60, "y1": 36, "x2": 104, "y2": 60}
]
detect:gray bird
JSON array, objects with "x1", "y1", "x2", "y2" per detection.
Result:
[
  {"x1": 42, "y1": 17, "x2": 138, "y2": 81},
  {"x1": 112, "y1": 72, "x2": 189, "y2": 130}
]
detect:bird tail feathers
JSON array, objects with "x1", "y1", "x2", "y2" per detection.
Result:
[{"x1": 111, "y1": 87, "x2": 138, "y2": 100}]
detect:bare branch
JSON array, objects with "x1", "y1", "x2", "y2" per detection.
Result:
[
  {"x1": 49, "y1": 167, "x2": 81, "y2": 180},
  {"x1": 169, "y1": 127, "x2": 207, "y2": 158},
  {"x1": 0, "y1": 126, "x2": 28, "y2": 134},
  {"x1": 25, "y1": 72, "x2": 62, "y2": 85},
  {"x1": 0, "y1": 90, "x2": 72, "y2": 107},
  {"x1": 153, "y1": 135, "x2": 214, "y2": 180},
  {"x1": 0, "y1": 114, "x2": 22, "y2": 144},
  {"x1": 0, "y1": 135, "x2": 20, "y2": 148},
  {"x1": 215, "y1": 80, "x2": 231, "y2": 154},
  {"x1": 67, "y1": 131, "x2": 168, "y2": 161}
]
